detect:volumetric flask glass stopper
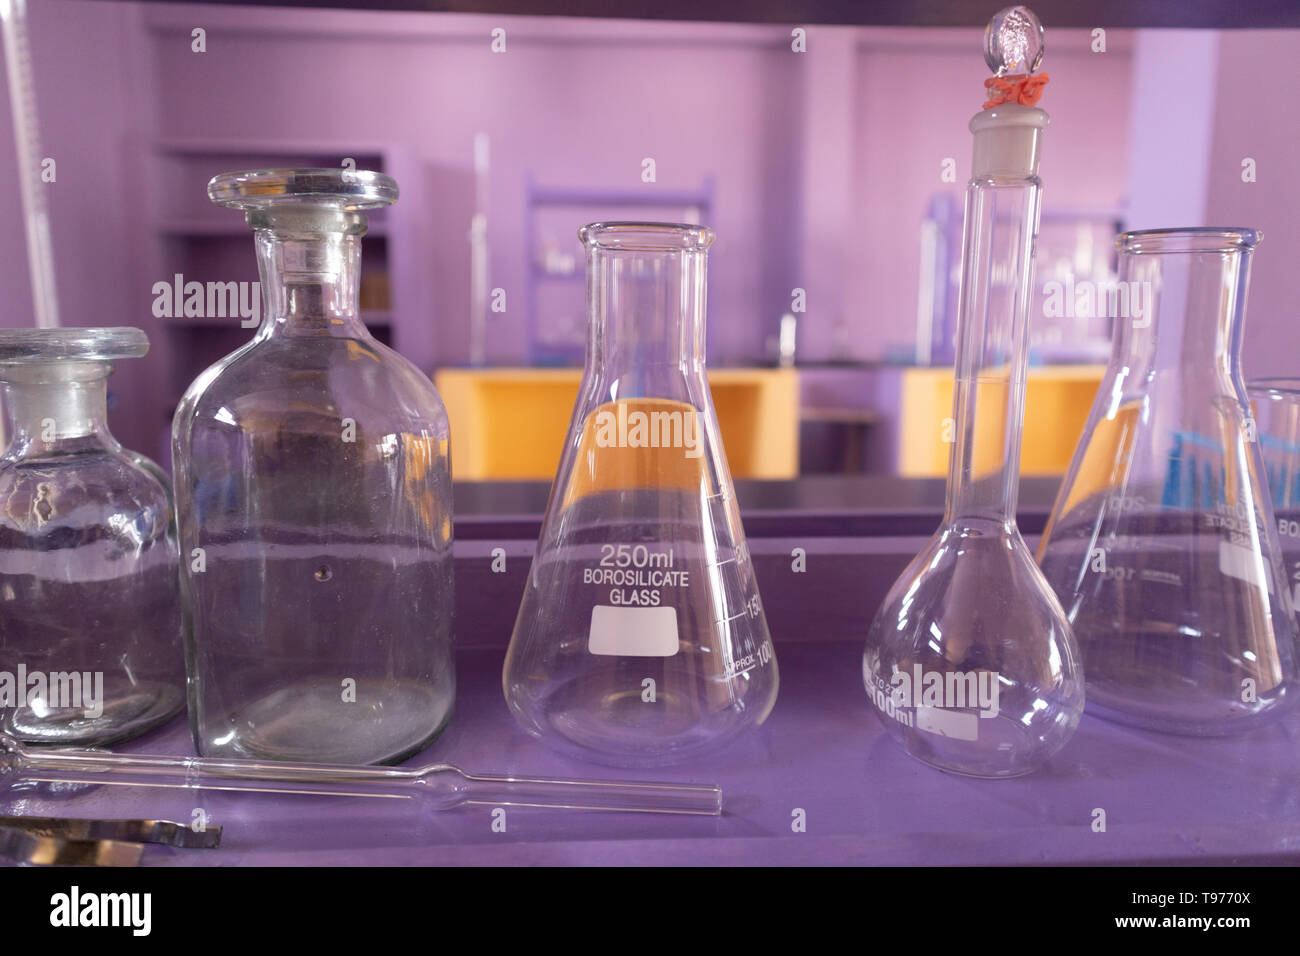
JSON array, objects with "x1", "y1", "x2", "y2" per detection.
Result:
[
  {"x1": 503, "y1": 222, "x2": 779, "y2": 767},
  {"x1": 1038, "y1": 229, "x2": 1298, "y2": 734},
  {"x1": 863, "y1": 20, "x2": 1084, "y2": 777}
]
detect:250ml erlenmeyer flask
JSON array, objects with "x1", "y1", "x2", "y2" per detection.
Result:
[
  {"x1": 1037, "y1": 228, "x2": 1298, "y2": 734},
  {"x1": 173, "y1": 169, "x2": 455, "y2": 764},
  {"x1": 503, "y1": 222, "x2": 778, "y2": 767}
]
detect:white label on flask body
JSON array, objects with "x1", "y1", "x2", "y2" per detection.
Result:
[
  {"x1": 916, "y1": 706, "x2": 980, "y2": 741},
  {"x1": 1218, "y1": 539, "x2": 1269, "y2": 592},
  {"x1": 588, "y1": 605, "x2": 680, "y2": 657}
]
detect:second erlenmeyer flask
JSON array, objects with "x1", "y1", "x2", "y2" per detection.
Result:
[
  {"x1": 1250, "y1": 378, "x2": 1300, "y2": 614},
  {"x1": 503, "y1": 222, "x2": 778, "y2": 767},
  {"x1": 1037, "y1": 228, "x2": 1298, "y2": 734}
]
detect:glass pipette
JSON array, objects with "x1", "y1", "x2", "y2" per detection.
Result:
[
  {"x1": 1, "y1": 0, "x2": 61, "y2": 329},
  {"x1": 0, "y1": 734, "x2": 722, "y2": 815}
]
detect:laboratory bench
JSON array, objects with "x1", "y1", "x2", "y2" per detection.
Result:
[{"x1": 4, "y1": 476, "x2": 1296, "y2": 866}]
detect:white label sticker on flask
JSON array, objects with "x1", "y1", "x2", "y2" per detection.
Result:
[
  {"x1": 1218, "y1": 539, "x2": 1268, "y2": 591},
  {"x1": 588, "y1": 605, "x2": 680, "y2": 657},
  {"x1": 916, "y1": 706, "x2": 979, "y2": 741}
]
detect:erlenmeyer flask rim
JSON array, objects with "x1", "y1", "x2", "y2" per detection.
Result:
[
  {"x1": 1117, "y1": 226, "x2": 1260, "y2": 255},
  {"x1": 579, "y1": 221, "x2": 715, "y2": 253},
  {"x1": 1249, "y1": 377, "x2": 1300, "y2": 399}
]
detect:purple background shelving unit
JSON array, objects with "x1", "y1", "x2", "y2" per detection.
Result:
[
  {"x1": 0, "y1": 3, "x2": 1296, "y2": 865},
  {"x1": 2, "y1": 3, "x2": 1296, "y2": 472}
]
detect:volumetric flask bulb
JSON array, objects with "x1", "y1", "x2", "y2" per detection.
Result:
[
  {"x1": 863, "y1": 87, "x2": 1084, "y2": 778},
  {"x1": 1038, "y1": 229, "x2": 1298, "y2": 734},
  {"x1": 503, "y1": 222, "x2": 778, "y2": 767},
  {"x1": 173, "y1": 169, "x2": 455, "y2": 765}
]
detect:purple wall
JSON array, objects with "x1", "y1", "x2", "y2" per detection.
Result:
[
  {"x1": 1205, "y1": 31, "x2": 1300, "y2": 380},
  {"x1": 143, "y1": 11, "x2": 807, "y2": 367},
  {"x1": 1124, "y1": 30, "x2": 1219, "y2": 229},
  {"x1": 0, "y1": 3, "x2": 1296, "y2": 456},
  {"x1": 843, "y1": 29, "x2": 1134, "y2": 362},
  {"x1": 0, "y1": 1, "x2": 152, "y2": 451}
]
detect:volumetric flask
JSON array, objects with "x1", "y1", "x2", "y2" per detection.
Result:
[
  {"x1": 503, "y1": 222, "x2": 778, "y2": 767},
  {"x1": 1250, "y1": 378, "x2": 1300, "y2": 613},
  {"x1": 0, "y1": 328, "x2": 183, "y2": 745},
  {"x1": 1037, "y1": 229, "x2": 1298, "y2": 734},
  {"x1": 173, "y1": 170, "x2": 455, "y2": 765},
  {"x1": 863, "y1": 19, "x2": 1084, "y2": 778}
]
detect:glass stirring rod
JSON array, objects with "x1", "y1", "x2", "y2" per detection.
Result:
[{"x1": 0, "y1": 734, "x2": 722, "y2": 815}]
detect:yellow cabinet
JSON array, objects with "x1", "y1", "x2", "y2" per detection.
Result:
[
  {"x1": 434, "y1": 367, "x2": 800, "y2": 481},
  {"x1": 898, "y1": 365, "x2": 1104, "y2": 477}
]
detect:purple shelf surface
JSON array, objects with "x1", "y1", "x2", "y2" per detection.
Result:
[
  {"x1": 5, "y1": 486, "x2": 1295, "y2": 865},
  {"x1": 3, "y1": 640, "x2": 1297, "y2": 866}
]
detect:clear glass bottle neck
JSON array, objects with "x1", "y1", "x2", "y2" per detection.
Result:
[
  {"x1": 1, "y1": 363, "x2": 118, "y2": 457},
  {"x1": 586, "y1": 246, "x2": 708, "y2": 385},
  {"x1": 943, "y1": 177, "x2": 1041, "y2": 529},
  {"x1": 1112, "y1": 246, "x2": 1252, "y2": 385},
  {"x1": 252, "y1": 213, "x2": 369, "y2": 339}
]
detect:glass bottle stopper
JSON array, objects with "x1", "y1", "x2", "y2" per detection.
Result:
[
  {"x1": 0, "y1": 327, "x2": 147, "y2": 366},
  {"x1": 208, "y1": 168, "x2": 398, "y2": 235},
  {"x1": 207, "y1": 168, "x2": 398, "y2": 210},
  {"x1": 984, "y1": 5, "x2": 1045, "y2": 76}
]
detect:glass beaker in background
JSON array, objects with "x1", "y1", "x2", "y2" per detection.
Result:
[
  {"x1": 1038, "y1": 228, "x2": 1297, "y2": 734},
  {"x1": 503, "y1": 222, "x2": 778, "y2": 767},
  {"x1": 1250, "y1": 378, "x2": 1300, "y2": 615},
  {"x1": 173, "y1": 170, "x2": 455, "y2": 765},
  {"x1": 0, "y1": 328, "x2": 184, "y2": 745}
]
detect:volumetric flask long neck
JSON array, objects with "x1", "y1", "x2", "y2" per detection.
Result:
[{"x1": 945, "y1": 176, "x2": 1041, "y2": 528}]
